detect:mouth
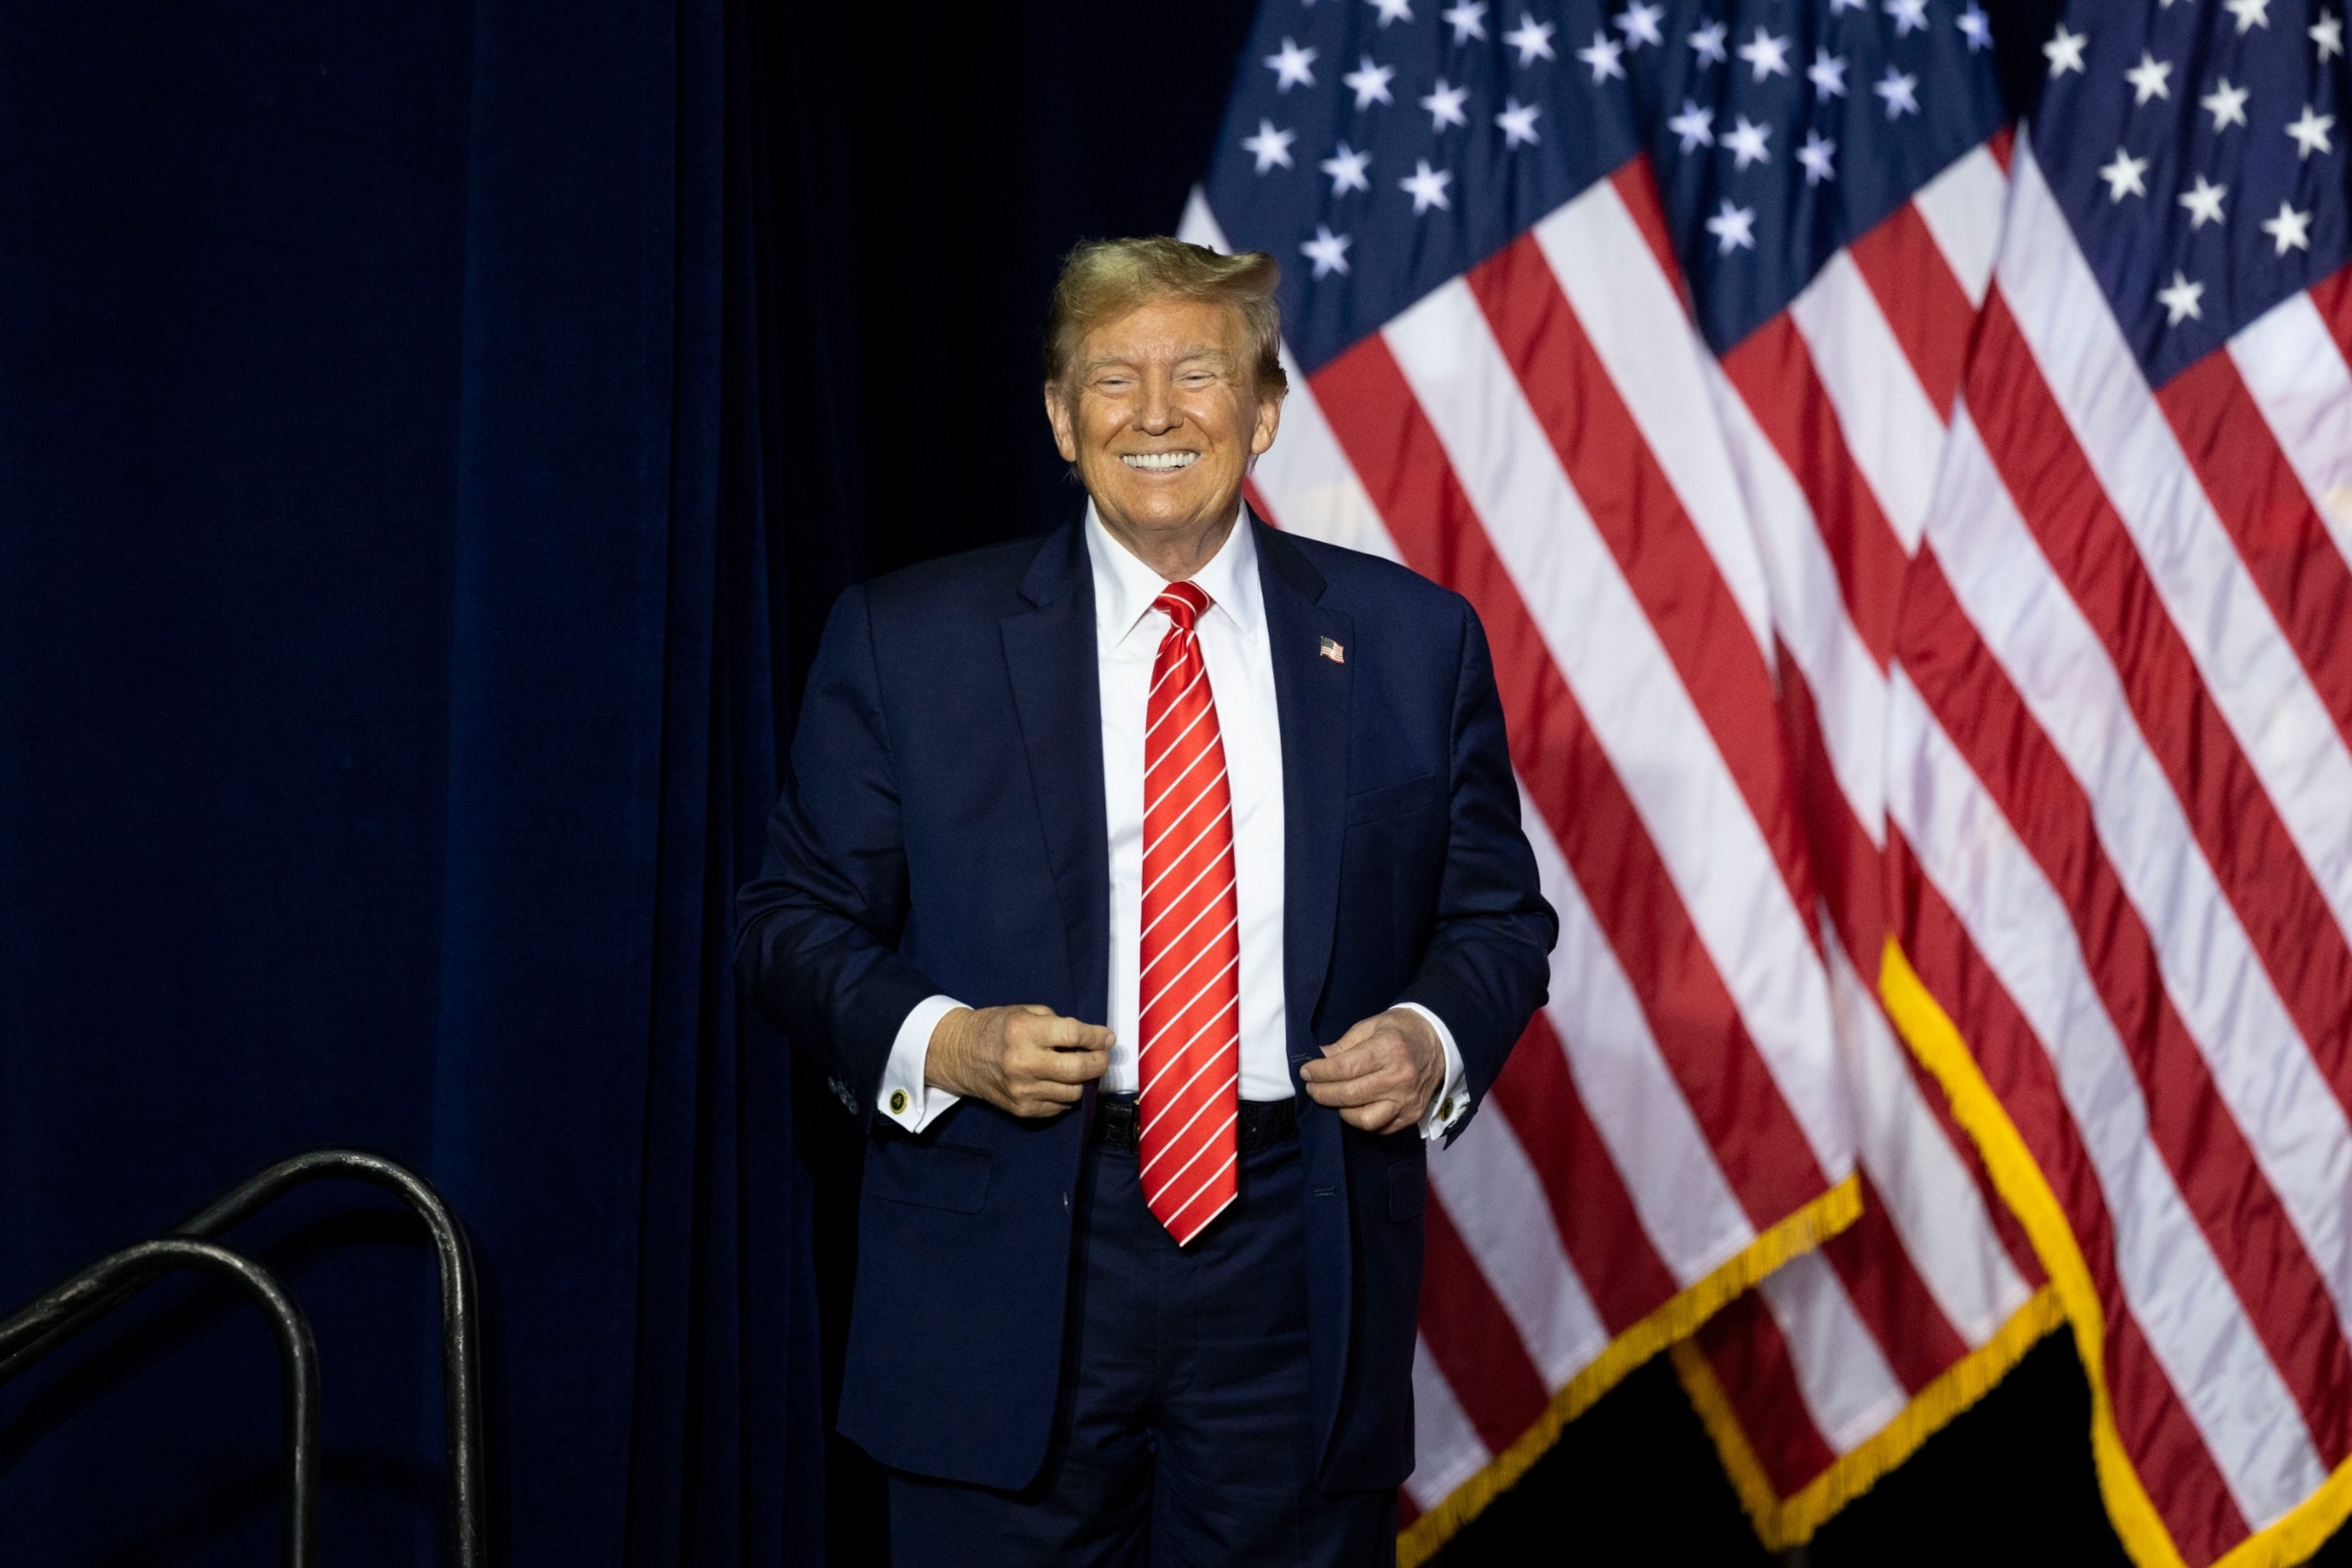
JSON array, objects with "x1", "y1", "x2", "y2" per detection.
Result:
[{"x1": 1119, "y1": 451, "x2": 1199, "y2": 472}]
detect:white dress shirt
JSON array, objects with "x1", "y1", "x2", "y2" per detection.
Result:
[{"x1": 878, "y1": 505, "x2": 1465, "y2": 1137}]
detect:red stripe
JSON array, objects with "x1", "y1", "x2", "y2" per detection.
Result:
[
  {"x1": 1844, "y1": 199, "x2": 1972, "y2": 423},
  {"x1": 2161, "y1": 341, "x2": 2352, "y2": 774},
  {"x1": 1485, "y1": 1012, "x2": 1682, "y2": 1334},
  {"x1": 1312, "y1": 335, "x2": 1833, "y2": 1225},
  {"x1": 1899, "y1": 547, "x2": 2352, "y2": 1469},
  {"x1": 1775, "y1": 652, "x2": 1883, "y2": 966},
  {"x1": 1466, "y1": 231, "x2": 1819, "y2": 937},
  {"x1": 1971, "y1": 298, "x2": 2352, "y2": 1108},
  {"x1": 1720, "y1": 318, "x2": 1909, "y2": 665},
  {"x1": 1890, "y1": 835, "x2": 2252, "y2": 1564},
  {"x1": 1419, "y1": 1196, "x2": 1551, "y2": 1455},
  {"x1": 1691, "y1": 1289, "x2": 1841, "y2": 1496},
  {"x1": 1609, "y1": 156, "x2": 1685, "y2": 305},
  {"x1": 1985, "y1": 125, "x2": 2013, "y2": 173}
]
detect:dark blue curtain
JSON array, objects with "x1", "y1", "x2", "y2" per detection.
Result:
[{"x1": 0, "y1": 2, "x2": 840, "y2": 1563}]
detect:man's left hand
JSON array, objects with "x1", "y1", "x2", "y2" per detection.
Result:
[{"x1": 1299, "y1": 1008, "x2": 1445, "y2": 1135}]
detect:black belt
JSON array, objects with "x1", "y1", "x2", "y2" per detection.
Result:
[{"x1": 1090, "y1": 1093, "x2": 1297, "y2": 1155}]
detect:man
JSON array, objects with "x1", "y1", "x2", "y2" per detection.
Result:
[{"x1": 737, "y1": 237, "x2": 1554, "y2": 1565}]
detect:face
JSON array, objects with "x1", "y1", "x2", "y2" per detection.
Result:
[{"x1": 1044, "y1": 296, "x2": 1282, "y2": 554}]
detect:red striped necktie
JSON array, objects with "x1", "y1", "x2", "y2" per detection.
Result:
[{"x1": 1137, "y1": 580, "x2": 1241, "y2": 1246}]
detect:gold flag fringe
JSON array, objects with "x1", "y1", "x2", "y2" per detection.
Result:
[
  {"x1": 1881, "y1": 936, "x2": 2352, "y2": 1568},
  {"x1": 1396, "y1": 1172, "x2": 1862, "y2": 1568}
]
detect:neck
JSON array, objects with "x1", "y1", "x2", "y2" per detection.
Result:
[{"x1": 1093, "y1": 499, "x2": 1243, "y2": 583}]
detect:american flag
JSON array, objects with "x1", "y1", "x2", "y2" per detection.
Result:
[
  {"x1": 1883, "y1": 0, "x2": 2352, "y2": 1563},
  {"x1": 1183, "y1": 0, "x2": 2059, "y2": 1557}
]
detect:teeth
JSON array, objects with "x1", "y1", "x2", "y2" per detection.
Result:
[{"x1": 1122, "y1": 452, "x2": 1198, "y2": 471}]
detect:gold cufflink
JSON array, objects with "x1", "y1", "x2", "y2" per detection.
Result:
[{"x1": 890, "y1": 1089, "x2": 909, "y2": 1115}]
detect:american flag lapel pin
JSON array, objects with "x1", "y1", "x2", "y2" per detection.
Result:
[{"x1": 1319, "y1": 635, "x2": 1344, "y2": 665}]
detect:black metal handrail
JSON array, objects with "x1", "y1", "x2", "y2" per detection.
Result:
[
  {"x1": 0, "y1": 1148, "x2": 483, "y2": 1568},
  {"x1": 0, "y1": 1237, "x2": 320, "y2": 1568}
]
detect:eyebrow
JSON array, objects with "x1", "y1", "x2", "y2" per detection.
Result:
[{"x1": 1081, "y1": 345, "x2": 1234, "y2": 377}]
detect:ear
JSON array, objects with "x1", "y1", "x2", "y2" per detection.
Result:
[
  {"x1": 1044, "y1": 381, "x2": 1080, "y2": 463},
  {"x1": 1249, "y1": 385, "x2": 1285, "y2": 458}
]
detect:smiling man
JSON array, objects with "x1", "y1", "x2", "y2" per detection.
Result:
[{"x1": 737, "y1": 238, "x2": 1554, "y2": 1566}]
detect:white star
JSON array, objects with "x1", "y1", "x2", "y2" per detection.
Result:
[
  {"x1": 1442, "y1": 0, "x2": 1488, "y2": 42},
  {"x1": 1958, "y1": 2, "x2": 1993, "y2": 51},
  {"x1": 1829, "y1": 0, "x2": 1867, "y2": 14},
  {"x1": 1723, "y1": 114, "x2": 1772, "y2": 168},
  {"x1": 1688, "y1": 19, "x2": 1729, "y2": 64},
  {"x1": 1301, "y1": 225, "x2": 1354, "y2": 279},
  {"x1": 2099, "y1": 146, "x2": 2149, "y2": 201},
  {"x1": 2201, "y1": 77, "x2": 2249, "y2": 130},
  {"x1": 1707, "y1": 199, "x2": 1758, "y2": 253},
  {"x1": 1344, "y1": 57, "x2": 1396, "y2": 109},
  {"x1": 2224, "y1": 0, "x2": 2269, "y2": 32},
  {"x1": 1400, "y1": 158, "x2": 1454, "y2": 214},
  {"x1": 2262, "y1": 200, "x2": 2314, "y2": 254},
  {"x1": 1668, "y1": 100, "x2": 1715, "y2": 152},
  {"x1": 2177, "y1": 173, "x2": 2227, "y2": 227},
  {"x1": 1242, "y1": 120, "x2": 1297, "y2": 172},
  {"x1": 2044, "y1": 24, "x2": 2089, "y2": 78},
  {"x1": 1421, "y1": 77, "x2": 1471, "y2": 129},
  {"x1": 1798, "y1": 129, "x2": 1838, "y2": 185},
  {"x1": 1883, "y1": 0, "x2": 1929, "y2": 35},
  {"x1": 1578, "y1": 29, "x2": 1627, "y2": 81},
  {"x1": 2157, "y1": 270, "x2": 2204, "y2": 324},
  {"x1": 2314, "y1": 9, "x2": 2345, "y2": 60},
  {"x1": 1367, "y1": 0, "x2": 1416, "y2": 26},
  {"x1": 2288, "y1": 103, "x2": 2336, "y2": 157},
  {"x1": 1808, "y1": 50, "x2": 1849, "y2": 98},
  {"x1": 1874, "y1": 66, "x2": 1921, "y2": 118},
  {"x1": 1265, "y1": 37, "x2": 1319, "y2": 92},
  {"x1": 2125, "y1": 51, "x2": 2172, "y2": 105},
  {"x1": 1320, "y1": 141, "x2": 1373, "y2": 194},
  {"x1": 1504, "y1": 14, "x2": 1558, "y2": 64},
  {"x1": 1738, "y1": 27, "x2": 1792, "y2": 80},
  {"x1": 1495, "y1": 97, "x2": 1543, "y2": 147},
  {"x1": 1615, "y1": 1, "x2": 1665, "y2": 48}
]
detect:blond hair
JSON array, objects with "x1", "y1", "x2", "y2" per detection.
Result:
[{"x1": 1043, "y1": 237, "x2": 1288, "y2": 400}]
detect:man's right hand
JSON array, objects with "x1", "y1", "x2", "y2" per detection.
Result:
[{"x1": 926, "y1": 1004, "x2": 1112, "y2": 1119}]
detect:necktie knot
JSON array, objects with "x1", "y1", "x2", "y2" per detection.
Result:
[{"x1": 1154, "y1": 581, "x2": 1211, "y2": 632}]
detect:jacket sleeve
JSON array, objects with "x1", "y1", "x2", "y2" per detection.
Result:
[
  {"x1": 1395, "y1": 601, "x2": 1559, "y2": 1136},
  {"x1": 735, "y1": 586, "x2": 943, "y2": 1112}
]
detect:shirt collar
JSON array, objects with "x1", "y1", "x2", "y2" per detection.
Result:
[{"x1": 1083, "y1": 500, "x2": 1265, "y2": 656}]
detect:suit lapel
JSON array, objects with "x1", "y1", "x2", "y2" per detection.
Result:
[
  {"x1": 1256, "y1": 521, "x2": 1353, "y2": 1047},
  {"x1": 1000, "y1": 522, "x2": 1110, "y2": 1024}
]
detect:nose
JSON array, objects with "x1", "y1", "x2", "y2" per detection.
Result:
[{"x1": 1135, "y1": 371, "x2": 1177, "y2": 435}]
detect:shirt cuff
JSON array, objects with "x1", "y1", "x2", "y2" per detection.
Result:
[
  {"x1": 880, "y1": 995, "x2": 967, "y2": 1133},
  {"x1": 1398, "y1": 1002, "x2": 1468, "y2": 1142}
]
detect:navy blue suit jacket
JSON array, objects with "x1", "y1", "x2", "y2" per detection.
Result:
[{"x1": 736, "y1": 516, "x2": 1555, "y2": 1494}]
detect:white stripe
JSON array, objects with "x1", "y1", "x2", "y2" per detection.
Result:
[
  {"x1": 1825, "y1": 920, "x2": 2033, "y2": 1348},
  {"x1": 1789, "y1": 249, "x2": 1947, "y2": 551},
  {"x1": 1140, "y1": 803, "x2": 1233, "y2": 902},
  {"x1": 1429, "y1": 1112, "x2": 1609, "y2": 1388},
  {"x1": 1406, "y1": 1338, "x2": 1492, "y2": 1510},
  {"x1": 2229, "y1": 290, "x2": 2352, "y2": 576},
  {"x1": 1141, "y1": 948, "x2": 1240, "y2": 1041},
  {"x1": 1138, "y1": 1073, "x2": 1237, "y2": 1181},
  {"x1": 1384, "y1": 279, "x2": 1853, "y2": 1178},
  {"x1": 1707, "y1": 360, "x2": 1888, "y2": 848},
  {"x1": 1887, "y1": 665, "x2": 2327, "y2": 1527},
  {"x1": 1529, "y1": 181, "x2": 1775, "y2": 662},
  {"x1": 1520, "y1": 782, "x2": 1759, "y2": 1283},
  {"x1": 1757, "y1": 1252, "x2": 1910, "y2": 1452},
  {"x1": 1929, "y1": 410, "x2": 2352, "y2": 1334},
  {"x1": 2001, "y1": 137, "x2": 2352, "y2": 949},
  {"x1": 1910, "y1": 144, "x2": 2007, "y2": 309},
  {"x1": 1181, "y1": 190, "x2": 1405, "y2": 564}
]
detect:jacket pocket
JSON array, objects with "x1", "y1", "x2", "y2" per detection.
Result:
[
  {"x1": 1344, "y1": 772, "x2": 1441, "y2": 825},
  {"x1": 867, "y1": 1140, "x2": 992, "y2": 1214}
]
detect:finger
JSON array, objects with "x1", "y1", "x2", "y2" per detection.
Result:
[
  {"x1": 1030, "y1": 1044, "x2": 1109, "y2": 1084},
  {"x1": 1304, "y1": 1072, "x2": 1393, "y2": 1109},
  {"x1": 1011, "y1": 1080, "x2": 1085, "y2": 1117},
  {"x1": 1301, "y1": 1035, "x2": 1404, "y2": 1086},
  {"x1": 1339, "y1": 1099, "x2": 1403, "y2": 1132},
  {"x1": 1021, "y1": 1013, "x2": 1116, "y2": 1052}
]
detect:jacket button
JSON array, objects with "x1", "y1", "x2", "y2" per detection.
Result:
[{"x1": 889, "y1": 1089, "x2": 909, "y2": 1115}]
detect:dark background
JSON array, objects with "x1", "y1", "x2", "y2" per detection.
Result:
[{"x1": 2, "y1": 1, "x2": 2339, "y2": 1565}]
